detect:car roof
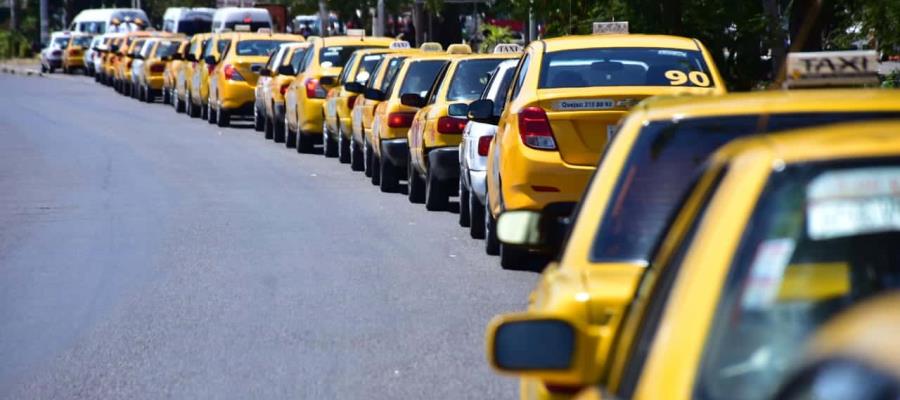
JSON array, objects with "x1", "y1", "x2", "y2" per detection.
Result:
[
  {"x1": 539, "y1": 34, "x2": 702, "y2": 52},
  {"x1": 316, "y1": 36, "x2": 396, "y2": 46},
  {"x1": 231, "y1": 33, "x2": 302, "y2": 42}
]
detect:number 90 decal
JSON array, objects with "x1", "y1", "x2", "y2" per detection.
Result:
[{"x1": 664, "y1": 70, "x2": 711, "y2": 87}]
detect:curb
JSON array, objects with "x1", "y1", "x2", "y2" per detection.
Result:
[{"x1": 0, "y1": 65, "x2": 44, "y2": 77}]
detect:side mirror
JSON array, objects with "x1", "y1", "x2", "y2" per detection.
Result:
[
  {"x1": 185, "y1": 53, "x2": 197, "y2": 62},
  {"x1": 486, "y1": 312, "x2": 600, "y2": 386},
  {"x1": 468, "y1": 99, "x2": 497, "y2": 124},
  {"x1": 364, "y1": 88, "x2": 385, "y2": 101},
  {"x1": 203, "y1": 55, "x2": 217, "y2": 65},
  {"x1": 259, "y1": 68, "x2": 271, "y2": 77},
  {"x1": 250, "y1": 64, "x2": 263, "y2": 73},
  {"x1": 496, "y1": 203, "x2": 576, "y2": 257},
  {"x1": 277, "y1": 65, "x2": 295, "y2": 76},
  {"x1": 400, "y1": 93, "x2": 426, "y2": 108},
  {"x1": 448, "y1": 102, "x2": 469, "y2": 117},
  {"x1": 319, "y1": 75, "x2": 337, "y2": 86},
  {"x1": 344, "y1": 82, "x2": 364, "y2": 93}
]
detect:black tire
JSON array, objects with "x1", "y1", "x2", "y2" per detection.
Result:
[
  {"x1": 459, "y1": 182, "x2": 471, "y2": 227},
  {"x1": 188, "y1": 99, "x2": 198, "y2": 118},
  {"x1": 163, "y1": 88, "x2": 171, "y2": 104},
  {"x1": 469, "y1": 192, "x2": 486, "y2": 239},
  {"x1": 364, "y1": 138, "x2": 374, "y2": 177},
  {"x1": 174, "y1": 92, "x2": 185, "y2": 113},
  {"x1": 273, "y1": 115, "x2": 285, "y2": 143},
  {"x1": 338, "y1": 129, "x2": 351, "y2": 164},
  {"x1": 264, "y1": 114, "x2": 274, "y2": 140},
  {"x1": 500, "y1": 244, "x2": 532, "y2": 271},
  {"x1": 253, "y1": 106, "x2": 265, "y2": 132},
  {"x1": 379, "y1": 155, "x2": 400, "y2": 193},
  {"x1": 144, "y1": 86, "x2": 154, "y2": 103},
  {"x1": 370, "y1": 155, "x2": 381, "y2": 185},
  {"x1": 285, "y1": 117, "x2": 297, "y2": 148},
  {"x1": 297, "y1": 132, "x2": 314, "y2": 153},
  {"x1": 407, "y1": 159, "x2": 426, "y2": 204},
  {"x1": 425, "y1": 168, "x2": 449, "y2": 211},
  {"x1": 48, "y1": 67, "x2": 55, "y2": 74},
  {"x1": 322, "y1": 126, "x2": 338, "y2": 158},
  {"x1": 217, "y1": 106, "x2": 230, "y2": 127},
  {"x1": 201, "y1": 101, "x2": 209, "y2": 120},
  {"x1": 350, "y1": 135, "x2": 364, "y2": 171},
  {"x1": 207, "y1": 102, "x2": 217, "y2": 124},
  {"x1": 485, "y1": 204, "x2": 500, "y2": 255},
  {"x1": 41, "y1": 64, "x2": 47, "y2": 73}
]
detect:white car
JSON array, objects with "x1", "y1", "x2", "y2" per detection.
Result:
[
  {"x1": 458, "y1": 59, "x2": 518, "y2": 239},
  {"x1": 40, "y1": 31, "x2": 72, "y2": 73},
  {"x1": 211, "y1": 8, "x2": 273, "y2": 33},
  {"x1": 84, "y1": 36, "x2": 104, "y2": 76}
]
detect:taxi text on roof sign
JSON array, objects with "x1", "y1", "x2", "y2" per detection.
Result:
[
  {"x1": 785, "y1": 50, "x2": 880, "y2": 88},
  {"x1": 347, "y1": 29, "x2": 366, "y2": 37},
  {"x1": 493, "y1": 44, "x2": 523, "y2": 54},
  {"x1": 389, "y1": 41, "x2": 411, "y2": 49},
  {"x1": 592, "y1": 21, "x2": 629, "y2": 35}
]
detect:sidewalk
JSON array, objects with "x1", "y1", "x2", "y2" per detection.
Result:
[{"x1": 0, "y1": 58, "x2": 44, "y2": 77}]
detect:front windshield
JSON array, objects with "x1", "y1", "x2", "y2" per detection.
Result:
[
  {"x1": 539, "y1": 47, "x2": 714, "y2": 88},
  {"x1": 694, "y1": 159, "x2": 900, "y2": 400},
  {"x1": 447, "y1": 58, "x2": 505, "y2": 101},
  {"x1": 591, "y1": 112, "x2": 900, "y2": 263}
]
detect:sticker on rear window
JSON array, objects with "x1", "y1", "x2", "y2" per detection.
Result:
[
  {"x1": 553, "y1": 99, "x2": 614, "y2": 111},
  {"x1": 806, "y1": 167, "x2": 900, "y2": 240},
  {"x1": 742, "y1": 238, "x2": 795, "y2": 310}
]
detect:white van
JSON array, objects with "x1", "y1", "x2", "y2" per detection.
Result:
[
  {"x1": 211, "y1": 8, "x2": 273, "y2": 33},
  {"x1": 162, "y1": 7, "x2": 215, "y2": 36},
  {"x1": 69, "y1": 8, "x2": 149, "y2": 34}
]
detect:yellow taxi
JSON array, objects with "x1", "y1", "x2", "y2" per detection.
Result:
[
  {"x1": 255, "y1": 42, "x2": 309, "y2": 141},
  {"x1": 285, "y1": 31, "x2": 397, "y2": 153},
  {"x1": 102, "y1": 34, "x2": 127, "y2": 86},
  {"x1": 483, "y1": 26, "x2": 725, "y2": 260},
  {"x1": 323, "y1": 44, "x2": 408, "y2": 159},
  {"x1": 207, "y1": 31, "x2": 302, "y2": 127},
  {"x1": 113, "y1": 32, "x2": 154, "y2": 95},
  {"x1": 773, "y1": 292, "x2": 900, "y2": 400},
  {"x1": 369, "y1": 51, "x2": 454, "y2": 191},
  {"x1": 174, "y1": 33, "x2": 211, "y2": 115},
  {"x1": 62, "y1": 33, "x2": 92, "y2": 74},
  {"x1": 136, "y1": 37, "x2": 186, "y2": 103},
  {"x1": 406, "y1": 45, "x2": 520, "y2": 209},
  {"x1": 488, "y1": 119, "x2": 900, "y2": 400},
  {"x1": 162, "y1": 40, "x2": 190, "y2": 105},
  {"x1": 189, "y1": 31, "x2": 235, "y2": 120}
]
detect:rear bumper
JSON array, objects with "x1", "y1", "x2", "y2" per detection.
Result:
[
  {"x1": 221, "y1": 81, "x2": 256, "y2": 109},
  {"x1": 148, "y1": 76, "x2": 164, "y2": 90},
  {"x1": 299, "y1": 98, "x2": 325, "y2": 134},
  {"x1": 428, "y1": 147, "x2": 460, "y2": 182},
  {"x1": 381, "y1": 138, "x2": 408, "y2": 168},
  {"x1": 500, "y1": 143, "x2": 595, "y2": 211},
  {"x1": 223, "y1": 101, "x2": 255, "y2": 116}
]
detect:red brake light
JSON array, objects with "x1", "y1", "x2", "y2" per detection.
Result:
[
  {"x1": 280, "y1": 83, "x2": 290, "y2": 96},
  {"x1": 126, "y1": 60, "x2": 132, "y2": 68},
  {"x1": 518, "y1": 106, "x2": 556, "y2": 150},
  {"x1": 69, "y1": 49, "x2": 81, "y2": 56},
  {"x1": 223, "y1": 64, "x2": 244, "y2": 81},
  {"x1": 477, "y1": 135, "x2": 493, "y2": 156},
  {"x1": 387, "y1": 112, "x2": 416, "y2": 128},
  {"x1": 207, "y1": 62, "x2": 215, "y2": 74},
  {"x1": 243, "y1": 17, "x2": 253, "y2": 23},
  {"x1": 347, "y1": 95, "x2": 358, "y2": 109},
  {"x1": 436, "y1": 116, "x2": 467, "y2": 134},
  {"x1": 305, "y1": 78, "x2": 326, "y2": 98},
  {"x1": 150, "y1": 63, "x2": 165, "y2": 73}
]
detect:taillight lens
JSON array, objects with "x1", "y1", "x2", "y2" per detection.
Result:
[
  {"x1": 207, "y1": 62, "x2": 216, "y2": 74},
  {"x1": 223, "y1": 64, "x2": 244, "y2": 81},
  {"x1": 387, "y1": 112, "x2": 416, "y2": 128},
  {"x1": 280, "y1": 83, "x2": 290, "y2": 96},
  {"x1": 150, "y1": 63, "x2": 165, "y2": 73},
  {"x1": 477, "y1": 135, "x2": 493, "y2": 156},
  {"x1": 518, "y1": 107, "x2": 556, "y2": 150},
  {"x1": 436, "y1": 116, "x2": 467, "y2": 134},
  {"x1": 347, "y1": 95, "x2": 358, "y2": 109},
  {"x1": 68, "y1": 49, "x2": 81, "y2": 56},
  {"x1": 305, "y1": 78, "x2": 326, "y2": 98}
]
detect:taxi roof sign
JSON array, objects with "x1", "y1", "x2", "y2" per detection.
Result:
[
  {"x1": 420, "y1": 42, "x2": 443, "y2": 52},
  {"x1": 592, "y1": 21, "x2": 629, "y2": 35},
  {"x1": 447, "y1": 43, "x2": 472, "y2": 54},
  {"x1": 493, "y1": 43, "x2": 523, "y2": 54},
  {"x1": 785, "y1": 50, "x2": 880, "y2": 88},
  {"x1": 234, "y1": 24, "x2": 251, "y2": 32},
  {"x1": 257, "y1": 28, "x2": 272, "y2": 34},
  {"x1": 389, "y1": 40, "x2": 411, "y2": 49},
  {"x1": 347, "y1": 29, "x2": 366, "y2": 37}
]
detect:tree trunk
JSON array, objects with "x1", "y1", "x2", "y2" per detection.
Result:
[{"x1": 762, "y1": 0, "x2": 787, "y2": 77}]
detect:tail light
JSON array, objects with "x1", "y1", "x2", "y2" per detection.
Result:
[
  {"x1": 150, "y1": 63, "x2": 165, "y2": 73},
  {"x1": 279, "y1": 83, "x2": 290, "y2": 96},
  {"x1": 436, "y1": 116, "x2": 467, "y2": 134},
  {"x1": 477, "y1": 135, "x2": 493, "y2": 156},
  {"x1": 68, "y1": 49, "x2": 81, "y2": 56},
  {"x1": 387, "y1": 112, "x2": 416, "y2": 128},
  {"x1": 207, "y1": 62, "x2": 215, "y2": 74},
  {"x1": 305, "y1": 78, "x2": 326, "y2": 98},
  {"x1": 518, "y1": 106, "x2": 556, "y2": 150},
  {"x1": 223, "y1": 64, "x2": 244, "y2": 81},
  {"x1": 347, "y1": 95, "x2": 358, "y2": 109},
  {"x1": 126, "y1": 60, "x2": 132, "y2": 68}
]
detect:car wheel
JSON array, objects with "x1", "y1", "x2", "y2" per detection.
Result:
[
  {"x1": 201, "y1": 101, "x2": 209, "y2": 120},
  {"x1": 458, "y1": 181, "x2": 471, "y2": 227},
  {"x1": 500, "y1": 244, "x2": 532, "y2": 271},
  {"x1": 174, "y1": 92, "x2": 184, "y2": 113},
  {"x1": 322, "y1": 125, "x2": 338, "y2": 158},
  {"x1": 407, "y1": 158, "x2": 426, "y2": 204},
  {"x1": 297, "y1": 131, "x2": 315, "y2": 154},
  {"x1": 485, "y1": 203, "x2": 500, "y2": 255},
  {"x1": 364, "y1": 138, "x2": 373, "y2": 177},
  {"x1": 370, "y1": 154, "x2": 381, "y2": 185},
  {"x1": 163, "y1": 88, "x2": 171, "y2": 104},
  {"x1": 264, "y1": 114, "x2": 274, "y2": 140},
  {"x1": 379, "y1": 155, "x2": 400, "y2": 193},
  {"x1": 48, "y1": 67, "x2": 55, "y2": 74},
  {"x1": 253, "y1": 106, "x2": 264, "y2": 132},
  {"x1": 425, "y1": 168, "x2": 449, "y2": 211},
  {"x1": 338, "y1": 128, "x2": 351, "y2": 164},
  {"x1": 217, "y1": 105, "x2": 230, "y2": 127},
  {"x1": 41, "y1": 64, "x2": 47, "y2": 73},
  {"x1": 469, "y1": 191, "x2": 486, "y2": 239},
  {"x1": 206, "y1": 102, "x2": 216, "y2": 124},
  {"x1": 285, "y1": 115, "x2": 296, "y2": 148},
  {"x1": 350, "y1": 135, "x2": 364, "y2": 171}
]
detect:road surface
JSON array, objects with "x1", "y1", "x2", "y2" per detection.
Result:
[{"x1": 0, "y1": 73, "x2": 537, "y2": 399}]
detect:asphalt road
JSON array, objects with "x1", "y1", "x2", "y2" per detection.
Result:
[{"x1": 0, "y1": 73, "x2": 537, "y2": 399}]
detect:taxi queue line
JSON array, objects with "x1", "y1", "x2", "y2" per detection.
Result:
[{"x1": 77, "y1": 26, "x2": 900, "y2": 400}]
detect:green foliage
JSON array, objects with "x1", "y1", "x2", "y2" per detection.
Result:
[
  {"x1": 479, "y1": 23, "x2": 513, "y2": 53},
  {"x1": 0, "y1": 30, "x2": 32, "y2": 59},
  {"x1": 884, "y1": 70, "x2": 900, "y2": 88}
]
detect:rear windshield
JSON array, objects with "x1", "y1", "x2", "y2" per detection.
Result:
[
  {"x1": 72, "y1": 36, "x2": 92, "y2": 47},
  {"x1": 590, "y1": 112, "x2": 900, "y2": 263},
  {"x1": 319, "y1": 46, "x2": 383, "y2": 68},
  {"x1": 52, "y1": 37, "x2": 70, "y2": 48},
  {"x1": 155, "y1": 41, "x2": 182, "y2": 58},
  {"x1": 397, "y1": 60, "x2": 447, "y2": 98},
  {"x1": 236, "y1": 40, "x2": 290, "y2": 56},
  {"x1": 223, "y1": 21, "x2": 270, "y2": 32},
  {"x1": 177, "y1": 18, "x2": 212, "y2": 36},
  {"x1": 539, "y1": 47, "x2": 714, "y2": 88},
  {"x1": 289, "y1": 47, "x2": 308, "y2": 74},
  {"x1": 447, "y1": 58, "x2": 506, "y2": 101},
  {"x1": 379, "y1": 57, "x2": 407, "y2": 92}
]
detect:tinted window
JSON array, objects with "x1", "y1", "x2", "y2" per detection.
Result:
[
  {"x1": 52, "y1": 37, "x2": 69, "y2": 48},
  {"x1": 591, "y1": 112, "x2": 900, "y2": 263},
  {"x1": 72, "y1": 36, "x2": 92, "y2": 47},
  {"x1": 217, "y1": 39, "x2": 231, "y2": 55},
  {"x1": 355, "y1": 54, "x2": 384, "y2": 83},
  {"x1": 511, "y1": 53, "x2": 529, "y2": 100},
  {"x1": 489, "y1": 67, "x2": 516, "y2": 115},
  {"x1": 289, "y1": 47, "x2": 308, "y2": 74},
  {"x1": 447, "y1": 58, "x2": 505, "y2": 101},
  {"x1": 201, "y1": 39, "x2": 214, "y2": 57},
  {"x1": 177, "y1": 18, "x2": 212, "y2": 36},
  {"x1": 155, "y1": 41, "x2": 181, "y2": 58},
  {"x1": 223, "y1": 21, "x2": 271, "y2": 32},
  {"x1": 337, "y1": 53, "x2": 359, "y2": 83},
  {"x1": 398, "y1": 60, "x2": 447, "y2": 98},
  {"x1": 235, "y1": 40, "x2": 288, "y2": 56},
  {"x1": 540, "y1": 48, "x2": 714, "y2": 88},
  {"x1": 380, "y1": 57, "x2": 407, "y2": 93},
  {"x1": 319, "y1": 46, "x2": 382, "y2": 68}
]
